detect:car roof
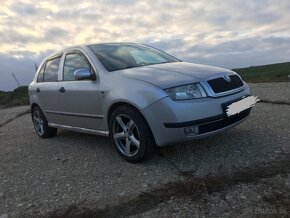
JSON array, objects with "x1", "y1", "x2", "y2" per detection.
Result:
[
  {"x1": 87, "y1": 42, "x2": 139, "y2": 46},
  {"x1": 45, "y1": 42, "x2": 141, "y2": 60}
]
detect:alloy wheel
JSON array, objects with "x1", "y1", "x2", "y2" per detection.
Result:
[
  {"x1": 112, "y1": 114, "x2": 140, "y2": 157},
  {"x1": 33, "y1": 110, "x2": 44, "y2": 136}
]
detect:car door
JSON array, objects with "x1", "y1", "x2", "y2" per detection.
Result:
[
  {"x1": 58, "y1": 50, "x2": 105, "y2": 131},
  {"x1": 35, "y1": 55, "x2": 62, "y2": 124}
]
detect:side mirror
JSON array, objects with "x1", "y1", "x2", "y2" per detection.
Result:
[{"x1": 74, "y1": 68, "x2": 95, "y2": 81}]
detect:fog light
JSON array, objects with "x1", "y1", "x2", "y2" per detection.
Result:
[{"x1": 184, "y1": 126, "x2": 199, "y2": 136}]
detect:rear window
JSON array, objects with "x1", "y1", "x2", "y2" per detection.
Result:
[{"x1": 43, "y1": 56, "x2": 61, "y2": 82}]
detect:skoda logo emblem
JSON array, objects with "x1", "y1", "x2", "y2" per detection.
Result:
[{"x1": 224, "y1": 74, "x2": 231, "y2": 82}]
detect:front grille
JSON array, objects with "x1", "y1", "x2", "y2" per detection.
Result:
[
  {"x1": 199, "y1": 108, "x2": 250, "y2": 134},
  {"x1": 207, "y1": 75, "x2": 243, "y2": 93}
]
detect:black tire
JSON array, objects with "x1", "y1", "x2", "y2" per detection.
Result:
[
  {"x1": 31, "y1": 106, "x2": 57, "y2": 138},
  {"x1": 109, "y1": 105, "x2": 156, "y2": 163}
]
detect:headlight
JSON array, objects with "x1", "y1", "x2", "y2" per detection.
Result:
[{"x1": 165, "y1": 83, "x2": 207, "y2": 100}]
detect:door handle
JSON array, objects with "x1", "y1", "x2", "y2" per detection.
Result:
[
  {"x1": 36, "y1": 88, "x2": 40, "y2": 93},
  {"x1": 59, "y1": 87, "x2": 65, "y2": 93}
]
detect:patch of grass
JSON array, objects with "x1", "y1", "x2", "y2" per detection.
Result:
[
  {"x1": 0, "y1": 86, "x2": 29, "y2": 107},
  {"x1": 233, "y1": 62, "x2": 290, "y2": 83}
]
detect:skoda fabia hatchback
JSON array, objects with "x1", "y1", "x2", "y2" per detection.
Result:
[{"x1": 29, "y1": 43, "x2": 258, "y2": 162}]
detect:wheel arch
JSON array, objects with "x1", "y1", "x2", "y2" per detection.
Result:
[
  {"x1": 31, "y1": 103, "x2": 39, "y2": 111},
  {"x1": 107, "y1": 102, "x2": 156, "y2": 143},
  {"x1": 107, "y1": 102, "x2": 142, "y2": 125},
  {"x1": 31, "y1": 103, "x2": 46, "y2": 117}
]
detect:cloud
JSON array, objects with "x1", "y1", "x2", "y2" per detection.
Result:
[
  {"x1": 43, "y1": 27, "x2": 70, "y2": 42},
  {"x1": 0, "y1": 0, "x2": 290, "y2": 90},
  {"x1": 178, "y1": 36, "x2": 290, "y2": 68},
  {"x1": 11, "y1": 2, "x2": 39, "y2": 15}
]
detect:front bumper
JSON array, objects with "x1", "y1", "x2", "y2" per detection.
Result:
[{"x1": 142, "y1": 85, "x2": 252, "y2": 147}]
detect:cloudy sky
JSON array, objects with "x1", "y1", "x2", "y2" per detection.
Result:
[{"x1": 1, "y1": 0, "x2": 290, "y2": 91}]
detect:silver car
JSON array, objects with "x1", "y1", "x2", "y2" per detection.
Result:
[{"x1": 29, "y1": 43, "x2": 257, "y2": 162}]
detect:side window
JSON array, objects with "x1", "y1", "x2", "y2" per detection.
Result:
[
  {"x1": 43, "y1": 57, "x2": 61, "y2": 82},
  {"x1": 63, "y1": 53, "x2": 91, "y2": 81},
  {"x1": 37, "y1": 63, "x2": 46, "y2": 83}
]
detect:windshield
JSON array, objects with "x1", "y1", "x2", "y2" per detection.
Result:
[{"x1": 89, "y1": 43, "x2": 180, "y2": 71}]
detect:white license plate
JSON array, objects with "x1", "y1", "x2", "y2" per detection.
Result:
[{"x1": 226, "y1": 96, "x2": 259, "y2": 117}]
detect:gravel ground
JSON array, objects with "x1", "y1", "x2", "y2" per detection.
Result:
[
  {"x1": 0, "y1": 106, "x2": 29, "y2": 127},
  {"x1": 250, "y1": 82, "x2": 290, "y2": 103},
  {"x1": 130, "y1": 173, "x2": 290, "y2": 218},
  {"x1": 0, "y1": 115, "x2": 180, "y2": 217},
  {"x1": 0, "y1": 83, "x2": 289, "y2": 217},
  {"x1": 160, "y1": 103, "x2": 290, "y2": 176}
]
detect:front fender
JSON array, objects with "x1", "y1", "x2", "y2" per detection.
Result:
[{"x1": 99, "y1": 74, "x2": 167, "y2": 129}]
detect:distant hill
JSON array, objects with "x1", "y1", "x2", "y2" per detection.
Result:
[
  {"x1": 0, "y1": 86, "x2": 29, "y2": 107},
  {"x1": 233, "y1": 62, "x2": 290, "y2": 82}
]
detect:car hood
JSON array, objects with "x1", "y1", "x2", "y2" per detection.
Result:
[{"x1": 116, "y1": 62, "x2": 236, "y2": 89}]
